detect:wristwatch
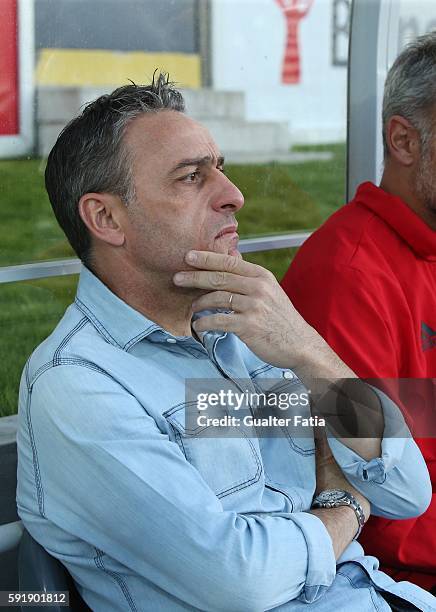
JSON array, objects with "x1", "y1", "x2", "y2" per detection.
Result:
[{"x1": 311, "y1": 489, "x2": 366, "y2": 539}]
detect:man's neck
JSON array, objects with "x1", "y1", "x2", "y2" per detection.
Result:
[{"x1": 93, "y1": 258, "x2": 198, "y2": 338}]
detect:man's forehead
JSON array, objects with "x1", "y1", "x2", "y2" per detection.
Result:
[{"x1": 125, "y1": 110, "x2": 219, "y2": 161}]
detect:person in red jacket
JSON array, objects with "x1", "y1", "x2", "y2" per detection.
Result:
[{"x1": 282, "y1": 32, "x2": 436, "y2": 592}]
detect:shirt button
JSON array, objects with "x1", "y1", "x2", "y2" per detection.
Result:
[
  {"x1": 283, "y1": 370, "x2": 294, "y2": 379},
  {"x1": 166, "y1": 338, "x2": 177, "y2": 344}
]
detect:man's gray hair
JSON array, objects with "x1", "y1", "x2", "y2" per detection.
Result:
[
  {"x1": 382, "y1": 31, "x2": 436, "y2": 158},
  {"x1": 45, "y1": 72, "x2": 185, "y2": 268}
]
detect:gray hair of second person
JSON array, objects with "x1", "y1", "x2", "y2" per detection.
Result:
[
  {"x1": 382, "y1": 31, "x2": 436, "y2": 159},
  {"x1": 44, "y1": 72, "x2": 185, "y2": 268}
]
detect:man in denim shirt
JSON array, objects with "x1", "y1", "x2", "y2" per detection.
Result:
[{"x1": 17, "y1": 75, "x2": 436, "y2": 611}]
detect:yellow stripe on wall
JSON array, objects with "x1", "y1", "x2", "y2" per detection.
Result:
[{"x1": 36, "y1": 49, "x2": 201, "y2": 89}]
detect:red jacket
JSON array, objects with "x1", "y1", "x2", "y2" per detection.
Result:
[{"x1": 282, "y1": 181, "x2": 436, "y2": 590}]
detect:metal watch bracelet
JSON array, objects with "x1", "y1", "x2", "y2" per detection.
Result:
[{"x1": 311, "y1": 489, "x2": 366, "y2": 540}]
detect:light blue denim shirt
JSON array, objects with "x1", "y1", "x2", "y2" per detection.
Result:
[{"x1": 17, "y1": 266, "x2": 435, "y2": 611}]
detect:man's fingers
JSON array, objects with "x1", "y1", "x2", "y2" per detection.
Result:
[
  {"x1": 191, "y1": 291, "x2": 249, "y2": 313},
  {"x1": 192, "y1": 312, "x2": 239, "y2": 334},
  {"x1": 228, "y1": 247, "x2": 243, "y2": 259},
  {"x1": 184, "y1": 250, "x2": 264, "y2": 278},
  {"x1": 174, "y1": 269, "x2": 254, "y2": 294}
]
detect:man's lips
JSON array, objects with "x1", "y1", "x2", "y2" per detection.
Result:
[{"x1": 215, "y1": 225, "x2": 239, "y2": 239}]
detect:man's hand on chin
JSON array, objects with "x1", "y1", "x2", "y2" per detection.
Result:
[
  {"x1": 172, "y1": 249, "x2": 351, "y2": 377},
  {"x1": 173, "y1": 249, "x2": 307, "y2": 368}
]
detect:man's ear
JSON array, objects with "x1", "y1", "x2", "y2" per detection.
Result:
[
  {"x1": 78, "y1": 193, "x2": 126, "y2": 247},
  {"x1": 385, "y1": 115, "x2": 420, "y2": 167}
]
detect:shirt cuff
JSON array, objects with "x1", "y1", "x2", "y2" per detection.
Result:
[
  {"x1": 327, "y1": 385, "x2": 410, "y2": 484},
  {"x1": 290, "y1": 511, "x2": 336, "y2": 603}
]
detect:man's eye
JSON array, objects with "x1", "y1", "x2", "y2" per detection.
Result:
[{"x1": 183, "y1": 171, "x2": 200, "y2": 183}]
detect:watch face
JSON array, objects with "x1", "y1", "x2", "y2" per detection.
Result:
[{"x1": 317, "y1": 489, "x2": 348, "y2": 503}]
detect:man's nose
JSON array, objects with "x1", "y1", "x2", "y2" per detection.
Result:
[{"x1": 212, "y1": 172, "x2": 245, "y2": 213}]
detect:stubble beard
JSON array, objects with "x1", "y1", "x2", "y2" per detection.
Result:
[{"x1": 415, "y1": 145, "x2": 436, "y2": 216}]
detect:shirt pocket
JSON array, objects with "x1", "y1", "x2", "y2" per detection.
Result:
[
  {"x1": 250, "y1": 369, "x2": 316, "y2": 456},
  {"x1": 163, "y1": 401, "x2": 263, "y2": 500}
]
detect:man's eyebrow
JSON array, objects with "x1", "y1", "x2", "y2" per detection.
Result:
[{"x1": 170, "y1": 155, "x2": 225, "y2": 174}]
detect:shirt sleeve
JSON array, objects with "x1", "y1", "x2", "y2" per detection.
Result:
[
  {"x1": 18, "y1": 364, "x2": 336, "y2": 611},
  {"x1": 327, "y1": 385, "x2": 432, "y2": 519}
]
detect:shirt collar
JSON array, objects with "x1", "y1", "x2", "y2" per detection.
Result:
[
  {"x1": 75, "y1": 266, "x2": 224, "y2": 350},
  {"x1": 75, "y1": 266, "x2": 162, "y2": 349},
  {"x1": 355, "y1": 182, "x2": 436, "y2": 262}
]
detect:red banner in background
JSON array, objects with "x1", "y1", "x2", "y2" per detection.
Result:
[{"x1": 0, "y1": 0, "x2": 18, "y2": 135}]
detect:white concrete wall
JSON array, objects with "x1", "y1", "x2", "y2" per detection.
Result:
[
  {"x1": 211, "y1": 0, "x2": 436, "y2": 145},
  {"x1": 211, "y1": 0, "x2": 347, "y2": 144}
]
